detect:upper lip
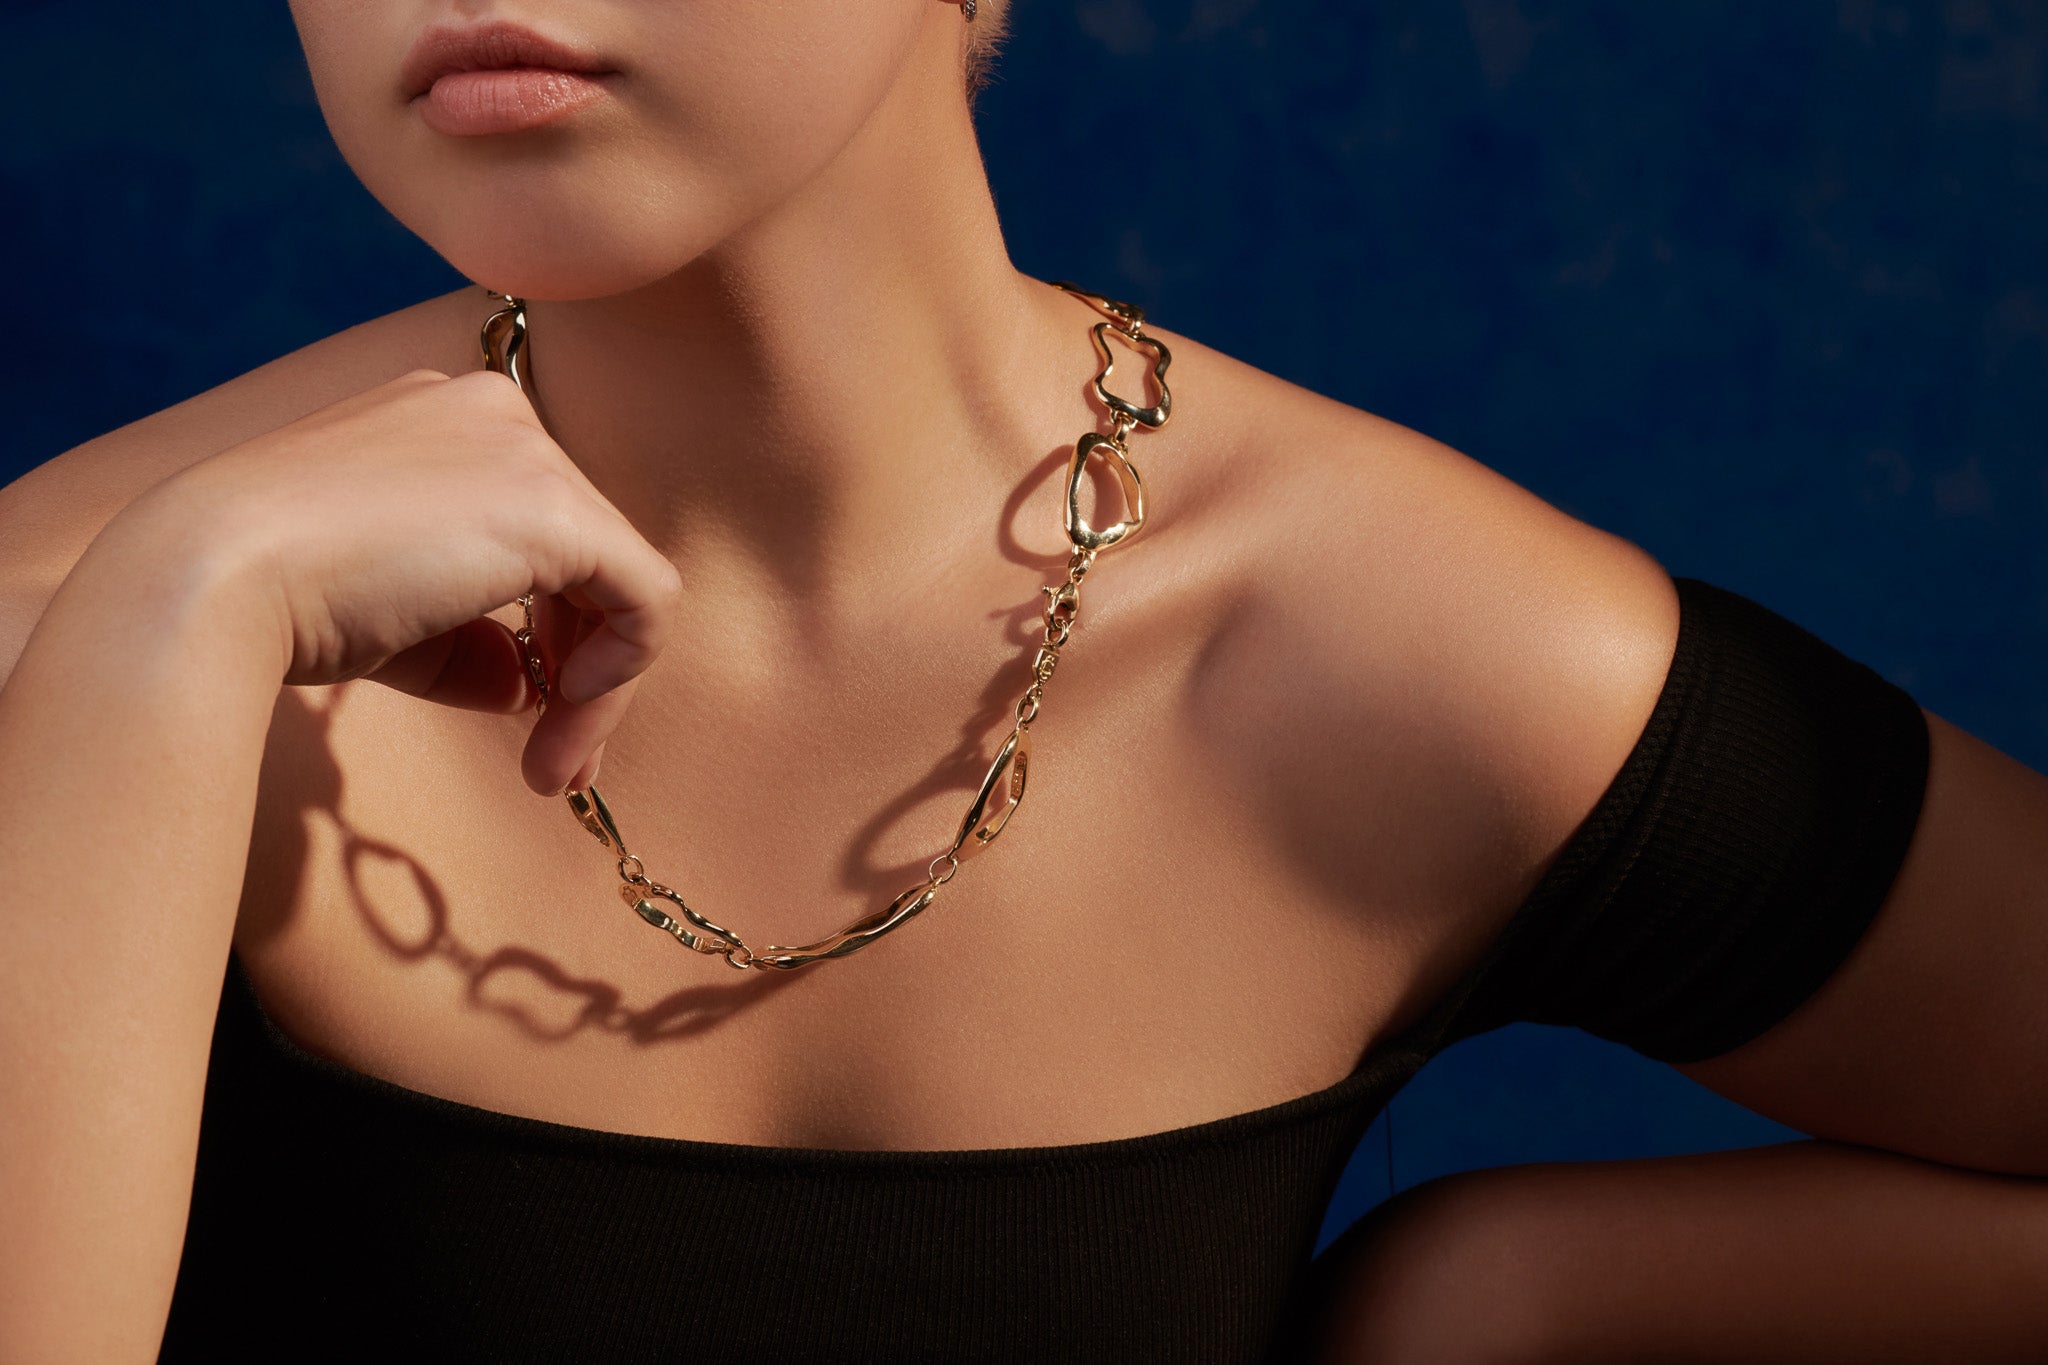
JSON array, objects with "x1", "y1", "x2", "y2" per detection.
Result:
[{"x1": 400, "y1": 20, "x2": 612, "y2": 100}]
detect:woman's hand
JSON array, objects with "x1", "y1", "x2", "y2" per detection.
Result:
[
  {"x1": 124, "y1": 366, "x2": 684, "y2": 796},
  {"x1": 0, "y1": 364, "x2": 685, "y2": 1364}
]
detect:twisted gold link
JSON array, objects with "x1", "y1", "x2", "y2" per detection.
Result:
[{"x1": 482, "y1": 281, "x2": 1170, "y2": 969}]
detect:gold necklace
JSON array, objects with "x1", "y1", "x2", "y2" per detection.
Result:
[{"x1": 478, "y1": 282, "x2": 1172, "y2": 970}]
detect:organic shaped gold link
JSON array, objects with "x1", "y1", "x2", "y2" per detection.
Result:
[
  {"x1": 1065, "y1": 430, "x2": 1146, "y2": 552},
  {"x1": 1085, "y1": 322, "x2": 1172, "y2": 430},
  {"x1": 950, "y1": 725, "x2": 1030, "y2": 862},
  {"x1": 482, "y1": 280, "x2": 1171, "y2": 969},
  {"x1": 617, "y1": 880, "x2": 749, "y2": 960},
  {"x1": 479, "y1": 295, "x2": 530, "y2": 393},
  {"x1": 744, "y1": 885, "x2": 941, "y2": 971}
]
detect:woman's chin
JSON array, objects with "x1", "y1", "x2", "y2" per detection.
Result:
[
  {"x1": 373, "y1": 193, "x2": 716, "y2": 304},
  {"x1": 429, "y1": 247, "x2": 687, "y2": 305}
]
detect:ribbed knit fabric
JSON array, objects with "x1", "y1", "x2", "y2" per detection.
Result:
[
  {"x1": 1428, "y1": 576, "x2": 1932, "y2": 1064},
  {"x1": 157, "y1": 574, "x2": 1930, "y2": 1364}
]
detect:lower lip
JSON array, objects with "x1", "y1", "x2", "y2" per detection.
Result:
[{"x1": 416, "y1": 68, "x2": 612, "y2": 136}]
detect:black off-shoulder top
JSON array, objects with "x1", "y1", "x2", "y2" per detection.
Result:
[{"x1": 157, "y1": 575, "x2": 1931, "y2": 1364}]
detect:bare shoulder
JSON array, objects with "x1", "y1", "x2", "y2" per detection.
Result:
[
  {"x1": 1149, "y1": 322, "x2": 1681, "y2": 987},
  {"x1": 0, "y1": 285, "x2": 484, "y2": 679}
]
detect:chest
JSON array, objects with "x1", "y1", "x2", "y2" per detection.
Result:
[{"x1": 231, "y1": 583, "x2": 1428, "y2": 1152}]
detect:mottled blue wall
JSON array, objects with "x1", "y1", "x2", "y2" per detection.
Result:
[{"x1": 6, "y1": 2, "x2": 2044, "y2": 1257}]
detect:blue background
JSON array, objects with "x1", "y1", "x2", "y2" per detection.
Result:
[{"x1": 6, "y1": 2, "x2": 2044, "y2": 1256}]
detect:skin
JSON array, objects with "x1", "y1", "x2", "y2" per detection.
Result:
[
  {"x1": 3, "y1": 1, "x2": 2046, "y2": 1358},
  {"x1": 1303, "y1": 1140, "x2": 2048, "y2": 1362},
  {"x1": 289, "y1": 0, "x2": 1049, "y2": 609}
]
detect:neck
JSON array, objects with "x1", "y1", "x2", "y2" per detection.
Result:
[{"x1": 501, "y1": 28, "x2": 1091, "y2": 639}]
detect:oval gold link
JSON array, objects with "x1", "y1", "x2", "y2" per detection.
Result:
[
  {"x1": 950, "y1": 725, "x2": 1029, "y2": 862},
  {"x1": 616, "y1": 853, "x2": 648, "y2": 885},
  {"x1": 927, "y1": 851, "x2": 960, "y2": 886},
  {"x1": 1064, "y1": 431, "x2": 1146, "y2": 553},
  {"x1": 1014, "y1": 693, "x2": 1039, "y2": 727}
]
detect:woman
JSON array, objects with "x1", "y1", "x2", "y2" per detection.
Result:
[{"x1": 3, "y1": 2, "x2": 2045, "y2": 1361}]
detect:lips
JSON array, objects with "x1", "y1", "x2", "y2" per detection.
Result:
[
  {"x1": 400, "y1": 20, "x2": 612, "y2": 102},
  {"x1": 402, "y1": 20, "x2": 616, "y2": 135}
]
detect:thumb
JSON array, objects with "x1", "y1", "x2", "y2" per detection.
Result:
[{"x1": 363, "y1": 616, "x2": 538, "y2": 713}]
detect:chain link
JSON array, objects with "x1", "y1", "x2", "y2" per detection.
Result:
[{"x1": 483, "y1": 281, "x2": 1171, "y2": 969}]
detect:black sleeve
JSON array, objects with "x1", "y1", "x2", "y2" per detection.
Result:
[{"x1": 1426, "y1": 574, "x2": 1932, "y2": 1066}]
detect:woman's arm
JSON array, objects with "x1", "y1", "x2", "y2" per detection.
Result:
[
  {"x1": 0, "y1": 368, "x2": 680, "y2": 1362},
  {"x1": 0, "y1": 490, "x2": 286, "y2": 1364},
  {"x1": 1670, "y1": 705, "x2": 2048, "y2": 1177},
  {"x1": 1305, "y1": 1138, "x2": 2048, "y2": 1363}
]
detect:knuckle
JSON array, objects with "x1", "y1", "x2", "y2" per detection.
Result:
[
  {"x1": 451, "y1": 365, "x2": 526, "y2": 403},
  {"x1": 439, "y1": 367, "x2": 534, "y2": 422},
  {"x1": 525, "y1": 459, "x2": 588, "y2": 507},
  {"x1": 461, "y1": 405, "x2": 559, "y2": 471}
]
